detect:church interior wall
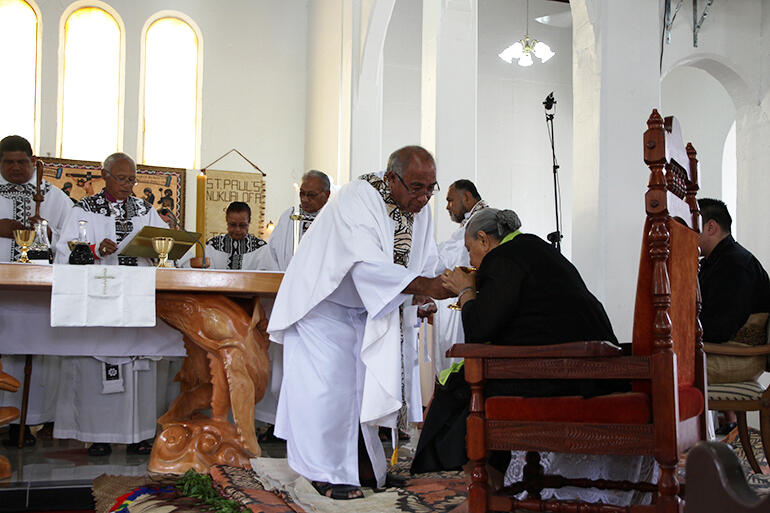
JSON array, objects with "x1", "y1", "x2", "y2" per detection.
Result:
[
  {"x1": 659, "y1": 0, "x2": 769, "y2": 267},
  {"x1": 34, "y1": 0, "x2": 310, "y2": 230},
  {"x1": 660, "y1": 65, "x2": 736, "y2": 215},
  {"x1": 477, "y1": 0, "x2": 574, "y2": 257}
]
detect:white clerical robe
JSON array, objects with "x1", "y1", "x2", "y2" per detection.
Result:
[
  {"x1": 269, "y1": 174, "x2": 441, "y2": 488},
  {"x1": 52, "y1": 192, "x2": 180, "y2": 444},
  {"x1": 0, "y1": 176, "x2": 72, "y2": 426},
  {"x1": 431, "y1": 201, "x2": 487, "y2": 375},
  {"x1": 202, "y1": 233, "x2": 271, "y2": 270},
  {"x1": 267, "y1": 206, "x2": 317, "y2": 272}
]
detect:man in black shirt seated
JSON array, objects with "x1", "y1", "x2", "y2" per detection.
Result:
[
  {"x1": 698, "y1": 198, "x2": 770, "y2": 434},
  {"x1": 698, "y1": 198, "x2": 770, "y2": 344}
]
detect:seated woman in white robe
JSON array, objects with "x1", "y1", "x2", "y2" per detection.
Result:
[
  {"x1": 190, "y1": 201, "x2": 270, "y2": 270},
  {"x1": 53, "y1": 152, "x2": 180, "y2": 457}
]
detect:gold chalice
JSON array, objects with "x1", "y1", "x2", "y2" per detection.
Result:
[
  {"x1": 447, "y1": 266, "x2": 477, "y2": 311},
  {"x1": 152, "y1": 236, "x2": 175, "y2": 268},
  {"x1": 13, "y1": 229, "x2": 35, "y2": 263}
]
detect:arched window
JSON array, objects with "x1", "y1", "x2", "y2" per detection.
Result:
[
  {"x1": 59, "y1": 5, "x2": 122, "y2": 160},
  {"x1": 140, "y1": 16, "x2": 200, "y2": 169},
  {"x1": 0, "y1": 0, "x2": 39, "y2": 149}
]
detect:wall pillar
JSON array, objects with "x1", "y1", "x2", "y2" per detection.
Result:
[
  {"x1": 571, "y1": 0, "x2": 661, "y2": 340},
  {"x1": 421, "y1": 0, "x2": 478, "y2": 242}
]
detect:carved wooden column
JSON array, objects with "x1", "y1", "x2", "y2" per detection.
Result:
[
  {"x1": 464, "y1": 357, "x2": 488, "y2": 513},
  {"x1": 149, "y1": 293, "x2": 271, "y2": 474}
]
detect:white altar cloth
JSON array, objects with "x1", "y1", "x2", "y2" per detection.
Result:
[{"x1": 0, "y1": 290, "x2": 184, "y2": 357}]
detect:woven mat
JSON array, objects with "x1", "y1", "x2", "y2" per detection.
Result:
[
  {"x1": 92, "y1": 474, "x2": 179, "y2": 513},
  {"x1": 211, "y1": 458, "x2": 466, "y2": 513}
]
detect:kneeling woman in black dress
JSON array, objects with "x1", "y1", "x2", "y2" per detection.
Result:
[{"x1": 410, "y1": 208, "x2": 628, "y2": 482}]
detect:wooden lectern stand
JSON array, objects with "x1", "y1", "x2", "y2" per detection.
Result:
[{"x1": 0, "y1": 264, "x2": 282, "y2": 474}]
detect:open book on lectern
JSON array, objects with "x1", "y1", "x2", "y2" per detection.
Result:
[{"x1": 118, "y1": 225, "x2": 202, "y2": 260}]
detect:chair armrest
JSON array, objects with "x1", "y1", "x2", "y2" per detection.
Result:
[
  {"x1": 447, "y1": 341, "x2": 623, "y2": 359},
  {"x1": 702, "y1": 342, "x2": 770, "y2": 356}
]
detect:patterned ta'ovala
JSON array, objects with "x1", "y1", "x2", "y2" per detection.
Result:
[{"x1": 208, "y1": 233, "x2": 267, "y2": 270}]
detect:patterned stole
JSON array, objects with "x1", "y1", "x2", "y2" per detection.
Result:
[
  {"x1": 359, "y1": 173, "x2": 415, "y2": 266},
  {"x1": 0, "y1": 182, "x2": 47, "y2": 261},
  {"x1": 461, "y1": 199, "x2": 489, "y2": 227},
  {"x1": 359, "y1": 173, "x2": 416, "y2": 431},
  {"x1": 78, "y1": 193, "x2": 155, "y2": 266},
  {"x1": 208, "y1": 234, "x2": 267, "y2": 270},
  {"x1": 298, "y1": 208, "x2": 317, "y2": 237}
]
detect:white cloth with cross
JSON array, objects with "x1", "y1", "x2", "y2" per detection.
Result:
[{"x1": 50, "y1": 265, "x2": 156, "y2": 327}]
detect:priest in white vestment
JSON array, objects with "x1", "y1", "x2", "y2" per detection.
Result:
[
  {"x1": 0, "y1": 135, "x2": 72, "y2": 445},
  {"x1": 266, "y1": 169, "x2": 331, "y2": 271},
  {"x1": 53, "y1": 152, "x2": 179, "y2": 456},
  {"x1": 189, "y1": 201, "x2": 270, "y2": 270},
  {"x1": 268, "y1": 146, "x2": 451, "y2": 499},
  {"x1": 255, "y1": 170, "x2": 331, "y2": 429},
  {"x1": 431, "y1": 180, "x2": 488, "y2": 376}
]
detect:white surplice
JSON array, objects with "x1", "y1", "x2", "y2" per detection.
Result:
[
  {"x1": 268, "y1": 174, "x2": 441, "y2": 488},
  {"x1": 0, "y1": 176, "x2": 72, "y2": 426},
  {"x1": 267, "y1": 206, "x2": 317, "y2": 272},
  {"x1": 52, "y1": 192, "x2": 181, "y2": 444},
  {"x1": 431, "y1": 201, "x2": 487, "y2": 375},
  {"x1": 203, "y1": 233, "x2": 271, "y2": 270}
]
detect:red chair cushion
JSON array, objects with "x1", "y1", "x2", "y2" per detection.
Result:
[{"x1": 486, "y1": 386, "x2": 703, "y2": 424}]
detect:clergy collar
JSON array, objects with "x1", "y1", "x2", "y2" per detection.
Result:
[{"x1": 103, "y1": 190, "x2": 122, "y2": 203}]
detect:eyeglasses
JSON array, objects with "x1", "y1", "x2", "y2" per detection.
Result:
[
  {"x1": 104, "y1": 170, "x2": 137, "y2": 185},
  {"x1": 393, "y1": 173, "x2": 440, "y2": 197}
]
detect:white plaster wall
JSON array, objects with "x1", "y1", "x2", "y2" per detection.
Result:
[
  {"x1": 660, "y1": 0, "x2": 770, "y2": 268},
  {"x1": 34, "y1": 0, "x2": 309, "y2": 230},
  {"x1": 382, "y1": 0, "x2": 422, "y2": 166},
  {"x1": 660, "y1": 66, "x2": 735, "y2": 202},
  {"x1": 304, "y1": 0, "x2": 344, "y2": 185},
  {"x1": 478, "y1": 0, "x2": 573, "y2": 256}
]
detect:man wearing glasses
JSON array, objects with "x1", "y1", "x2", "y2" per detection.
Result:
[
  {"x1": 267, "y1": 169, "x2": 331, "y2": 272},
  {"x1": 268, "y1": 145, "x2": 451, "y2": 500},
  {"x1": 54, "y1": 153, "x2": 176, "y2": 457}
]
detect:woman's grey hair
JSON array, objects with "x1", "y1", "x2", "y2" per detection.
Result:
[
  {"x1": 466, "y1": 208, "x2": 521, "y2": 240},
  {"x1": 302, "y1": 169, "x2": 331, "y2": 191},
  {"x1": 103, "y1": 152, "x2": 135, "y2": 172}
]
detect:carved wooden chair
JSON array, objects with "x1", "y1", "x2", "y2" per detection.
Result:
[
  {"x1": 704, "y1": 317, "x2": 770, "y2": 474},
  {"x1": 0, "y1": 356, "x2": 21, "y2": 479},
  {"x1": 447, "y1": 109, "x2": 707, "y2": 513}
]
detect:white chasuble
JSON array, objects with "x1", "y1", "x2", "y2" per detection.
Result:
[
  {"x1": 0, "y1": 176, "x2": 72, "y2": 426},
  {"x1": 269, "y1": 173, "x2": 441, "y2": 488}
]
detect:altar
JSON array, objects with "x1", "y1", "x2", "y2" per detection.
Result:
[{"x1": 0, "y1": 263, "x2": 282, "y2": 475}]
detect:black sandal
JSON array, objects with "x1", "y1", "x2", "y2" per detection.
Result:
[
  {"x1": 127, "y1": 439, "x2": 153, "y2": 455},
  {"x1": 88, "y1": 443, "x2": 112, "y2": 456},
  {"x1": 310, "y1": 481, "x2": 364, "y2": 500},
  {"x1": 3, "y1": 425, "x2": 36, "y2": 447}
]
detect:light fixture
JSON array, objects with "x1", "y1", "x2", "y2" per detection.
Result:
[{"x1": 498, "y1": 0, "x2": 555, "y2": 67}]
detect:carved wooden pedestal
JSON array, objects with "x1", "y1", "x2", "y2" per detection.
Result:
[{"x1": 149, "y1": 293, "x2": 271, "y2": 474}]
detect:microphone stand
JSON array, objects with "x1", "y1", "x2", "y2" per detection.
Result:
[
  {"x1": 160, "y1": 209, "x2": 208, "y2": 268},
  {"x1": 543, "y1": 93, "x2": 563, "y2": 252}
]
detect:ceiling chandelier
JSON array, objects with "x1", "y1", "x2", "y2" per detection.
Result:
[{"x1": 498, "y1": 0, "x2": 555, "y2": 67}]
